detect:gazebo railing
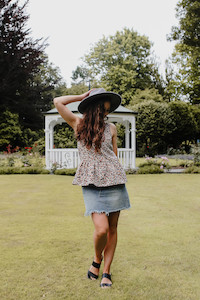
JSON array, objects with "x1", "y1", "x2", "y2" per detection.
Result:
[{"x1": 46, "y1": 148, "x2": 135, "y2": 170}]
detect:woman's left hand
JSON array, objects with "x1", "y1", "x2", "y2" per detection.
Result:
[{"x1": 80, "y1": 89, "x2": 95, "y2": 100}]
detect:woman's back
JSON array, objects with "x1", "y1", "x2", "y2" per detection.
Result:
[{"x1": 73, "y1": 123, "x2": 127, "y2": 187}]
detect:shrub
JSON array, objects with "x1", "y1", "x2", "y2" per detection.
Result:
[
  {"x1": 137, "y1": 165, "x2": 164, "y2": 174},
  {"x1": 191, "y1": 145, "x2": 200, "y2": 164},
  {"x1": 32, "y1": 138, "x2": 45, "y2": 155},
  {"x1": 54, "y1": 168, "x2": 77, "y2": 176},
  {"x1": 125, "y1": 168, "x2": 137, "y2": 174},
  {"x1": 139, "y1": 156, "x2": 171, "y2": 170},
  {"x1": 178, "y1": 161, "x2": 193, "y2": 168},
  {"x1": 7, "y1": 157, "x2": 15, "y2": 167},
  {"x1": 184, "y1": 166, "x2": 200, "y2": 174},
  {"x1": 0, "y1": 167, "x2": 50, "y2": 174}
]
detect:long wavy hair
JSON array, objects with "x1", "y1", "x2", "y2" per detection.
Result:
[{"x1": 76, "y1": 100, "x2": 108, "y2": 153}]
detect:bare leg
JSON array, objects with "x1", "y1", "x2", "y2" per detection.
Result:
[
  {"x1": 88, "y1": 213, "x2": 109, "y2": 279},
  {"x1": 101, "y1": 211, "x2": 120, "y2": 285}
]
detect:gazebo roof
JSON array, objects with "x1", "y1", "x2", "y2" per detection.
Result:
[{"x1": 44, "y1": 102, "x2": 137, "y2": 115}]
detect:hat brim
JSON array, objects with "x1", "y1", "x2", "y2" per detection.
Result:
[{"x1": 78, "y1": 92, "x2": 121, "y2": 114}]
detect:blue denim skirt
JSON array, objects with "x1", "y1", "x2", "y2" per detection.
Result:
[{"x1": 81, "y1": 184, "x2": 131, "y2": 216}]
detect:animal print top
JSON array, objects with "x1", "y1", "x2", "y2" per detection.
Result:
[{"x1": 72, "y1": 123, "x2": 127, "y2": 187}]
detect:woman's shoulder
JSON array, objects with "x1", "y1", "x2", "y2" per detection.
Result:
[{"x1": 108, "y1": 123, "x2": 117, "y2": 137}]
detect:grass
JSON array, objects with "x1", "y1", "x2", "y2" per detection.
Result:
[{"x1": 0, "y1": 174, "x2": 200, "y2": 300}]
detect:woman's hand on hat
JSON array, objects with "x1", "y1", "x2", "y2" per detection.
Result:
[{"x1": 80, "y1": 89, "x2": 95, "y2": 100}]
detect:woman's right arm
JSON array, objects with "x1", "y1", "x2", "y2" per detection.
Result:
[{"x1": 53, "y1": 91, "x2": 91, "y2": 130}]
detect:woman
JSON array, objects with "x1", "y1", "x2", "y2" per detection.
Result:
[{"x1": 53, "y1": 88, "x2": 130, "y2": 288}]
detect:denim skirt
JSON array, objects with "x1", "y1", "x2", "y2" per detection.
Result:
[{"x1": 81, "y1": 184, "x2": 131, "y2": 216}]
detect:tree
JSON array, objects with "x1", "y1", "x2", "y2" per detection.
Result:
[
  {"x1": 168, "y1": 101, "x2": 198, "y2": 149},
  {"x1": 189, "y1": 105, "x2": 200, "y2": 142},
  {"x1": 168, "y1": 0, "x2": 200, "y2": 104},
  {"x1": 0, "y1": 110, "x2": 22, "y2": 149},
  {"x1": 129, "y1": 101, "x2": 176, "y2": 156},
  {"x1": 0, "y1": 0, "x2": 46, "y2": 110},
  {"x1": 169, "y1": 0, "x2": 200, "y2": 48},
  {"x1": 73, "y1": 28, "x2": 164, "y2": 105},
  {"x1": 128, "y1": 88, "x2": 164, "y2": 106},
  {"x1": 0, "y1": 0, "x2": 66, "y2": 144}
]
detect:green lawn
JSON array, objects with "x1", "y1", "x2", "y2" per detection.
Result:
[{"x1": 0, "y1": 174, "x2": 200, "y2": 300}]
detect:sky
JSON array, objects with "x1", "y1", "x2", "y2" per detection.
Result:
[{"x1": 25, "y1": 0, "x2": 179, "y2": 87}]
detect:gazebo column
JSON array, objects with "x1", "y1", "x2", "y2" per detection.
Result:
[
  {"x1": 49, "y1": 126, "x2": 54, "y2": 149},
  {"x1": 124, "y1": 121, "x2": 130, "y2": 169},
  {"x1": 131, "y1": 117, "x2": 136, "y2": 169},
  {"x1": 45, "y1": 117, "x2": 51, "y2": 169},
  {"x1": 125, "y1": 121, "x2": 130, "y2": 149}
]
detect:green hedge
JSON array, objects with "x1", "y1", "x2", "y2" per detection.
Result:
[
  {"x1": 137, "y1": 165, "x2": 164, "y2": 174},
  {"x1": 184, "y1": 166, "x2": 200, "y2": 174},
  {"x1": 54, "y1": 168, "x2": 77, "y2": 176},
  {"x1": 0, "y1": 167, "x2": 50, "y2": 174}
]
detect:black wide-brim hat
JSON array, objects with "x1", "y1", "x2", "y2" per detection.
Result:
[{"x1": 78, "y1": 88, "x2": 121, "y2": 114}]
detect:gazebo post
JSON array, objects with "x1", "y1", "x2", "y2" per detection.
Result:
[
  {"x1": 131, "y1": 117, "x2": 136, "y2": 169},
  {"x1": 45, "y1": 116, "x2": 50, "y2": 169},
  {"x1": 125, "y1": 121, "x2": 130, "y2": 149},
  {"x1": 49, "y1": 126, "x2": 54, "y2": 149}
]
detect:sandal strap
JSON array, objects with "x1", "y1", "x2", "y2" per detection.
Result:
[
  {"x1": 92, "y1": 261, "x2": 101, "y2": 269},
  {"x1": 88, "y1": 270, "x2": 98, "y2": 280},
  {"x1": 102, "y1": 273, "x2": 111, "y2": 280},
  {"x1": 100, "y1": 283, "x2": 112, "y2": 288}
]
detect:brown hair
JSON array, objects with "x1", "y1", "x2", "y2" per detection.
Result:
[{"x1": 76, "y1": 101, "x2": 108, "y2": 153}]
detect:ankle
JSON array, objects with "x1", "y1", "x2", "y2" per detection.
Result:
[
  {"x1": 103, "y1": 268, "x2": 110, "y2": 274},
  {"x1": 94, "y1": 255, "x2": 102, "y2": 264}
]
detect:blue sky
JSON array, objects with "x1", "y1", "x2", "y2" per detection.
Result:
[{"x1": 26, "y1": 0, "x2": 179, "y2": 87}]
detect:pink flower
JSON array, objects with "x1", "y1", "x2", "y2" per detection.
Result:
[
  {"x1": 160, "y1": 165, "x2": 164, "y2": 169},
  {"x1": 161, "y1": 156, "x2": 168, "y2": 161},
  {"x1": 145, "y1": 157, "x2": 152, "y2": 160}
]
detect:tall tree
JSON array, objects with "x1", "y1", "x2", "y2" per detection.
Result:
[
  {"x1": 0, "y1": 0, "x2": 46, "y2": 128},
  {"x1": 73, "y1": 28, "x2": 164, "y2": 105},
  {"x1": 168, "y1": 0, "x2": 200, "y2": 104}
]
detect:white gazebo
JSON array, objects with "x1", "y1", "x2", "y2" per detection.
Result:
[{"x1": 44, "y1": 102, "x2": 137, "y2": 170}]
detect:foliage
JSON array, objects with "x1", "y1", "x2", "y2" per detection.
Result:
[
  {"x1": 184, "y1": 166, "x2": 200, "y2": 173},
  {"x1": 168, "y1": 0, "x2": 200, "y2": 104},
  {"x1": 128, "y1": 88, "x2": 165, "y2": 106},
  {"x1": 0, "y1": 110, "x2": 22, "y2": 150},
  {"x1": 138, "y1": 156, "x2": 171, "y2": 171},
  {"x1": 0, "y1": 167, "x2": 49, "y2": 174},
  {"x1": 190, "y1": 144, "x2": 200, "y2": 164},
  {"x1": 168, "y1": 101, "x2": 198, "y2": 148},
  {"x1": 54, "y1": 168, "x2": 77, "y2": 176},
  {"x1": 32, "y1": 138, "x2": 45, "y2": 155},
  {"x1": 30, "y1": 55, "x2": 67, "y2": 115},
  {"x1": 129, "y1": 100, "x2": 176, "y2": 156},
  {"x1": 21, "y1": 128, "x2": 43, "y2": 148},
  {"x1": 125, "y1": 168, "x2": 137, "y2": 174},
  {"x1": 0, "y1": 0, "x2": 45, "y2": 118},
  {"x1": 0, "y1": 0, "x2": 66, "y2": 149},
  {"x1": 169, "y1": 0, "x2": 200, "y2": 48},
  {"x1": 54, "y1": 123, "x2": 77, "y2": 149},
  {"x1": 137, "y1": 164, "x2": 164, "y2": 174},
  {"x1": 74, "y1": 28, "x2": 164, "y2": 105},
  {"x1": 189, "y1": 105, "x2": 200, "y2": 141},
  {"x1": 65, "y1": 83, "x2": 88, "y2": 95}
]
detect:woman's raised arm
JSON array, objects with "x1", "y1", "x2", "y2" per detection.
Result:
[{"x1": 53, "y1": 91, "x2": 91, "y2": 130}]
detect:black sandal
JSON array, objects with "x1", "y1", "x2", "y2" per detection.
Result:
[
  {"x1": 87, "y1": 258, "x2": 103, "y2": 280},
  {"x1": 100, "y1": 273, "x2": 112, "y2": 288}
]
